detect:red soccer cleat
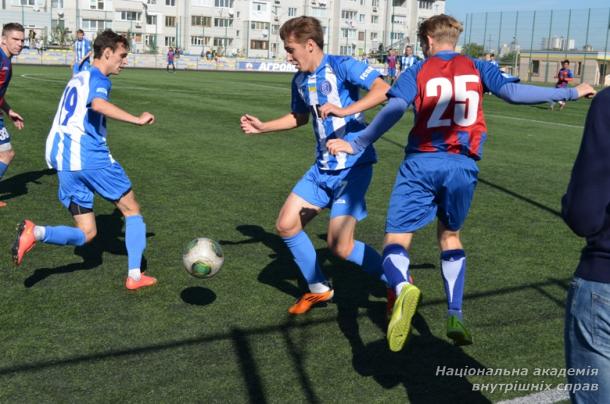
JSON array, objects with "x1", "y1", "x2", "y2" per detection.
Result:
[
  {"x1": 125, "y1": 273, "x2": 158, "y2": 290},
  {"x1": 12, "y1": 220, "x2": 37, "y2": 266},
  {"x1": 288, "y1": 289, "x2": 334, "y2": 315}
]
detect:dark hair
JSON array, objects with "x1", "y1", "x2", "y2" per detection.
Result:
[
  {"x1": 280, "y1": 16, "x2": 324, "y2": 49},
  {"x1": 562, "y1": 59, "x2": 570, "y2": 64},
  {"x1": 2, "y1": 23, "x2": 25, "y2": 37},
  {"x1": 76, "y1": 29, "x2": 84, "y2": 34},
  {"x1": 93, "y1": 29, "x2": 129, "y2": 59}
]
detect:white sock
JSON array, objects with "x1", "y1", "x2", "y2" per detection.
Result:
[
  {"x1": 308, "y1": 282, "x2": 330, "y2": 293},
  {"x1": 34, "y1": 226, "x2": 46, "y2": 241},
  {"x1": 395, "y1": 281, "x2": 409, "y2": 296},
  {"x1": 128, "y1": 268, "x2": 141, "y2": 281}
]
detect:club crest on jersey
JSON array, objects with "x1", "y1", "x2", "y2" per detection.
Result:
[{"x1": 320, "y1": 80, "x2": 332, "y2": 95}]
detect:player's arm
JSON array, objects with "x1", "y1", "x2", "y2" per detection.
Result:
[
  {"x1": 91, "y1": 98, "x2": 154, "y2": 125},
  {"x1": 327, "y1": 96, "x2": 408, "y2": 155},
  {"x1": 496, "y1": 82, "x2": 595, "y2": 104},
  {"x1": 562, "y1": 89, "x2": 610, "y2": 237},
  {"x1": 0, "y1": 99, "x2": 24, "y2": 130},
  {"x1": 80, "y1": 50, "x2": 92, "y2": 66},
  {"x1": 240, "y1": 112, "x2": 308, "y2": 135},
  {"x1": 319, "y1": 77, "x2": 389, "y2": 119}
]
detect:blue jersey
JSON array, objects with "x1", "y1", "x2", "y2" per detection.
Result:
[
  {"x1": 74, "y1": 38, "x2": 92, "y2": 64},
  {"x1": 0, "y1": 47, "x2": 12, "y2": 112},
  {"x1": 291, "y1": 54, "x2": 380, "y2": 170},
  {"x1": 46, "y1": 67, "x2": 114, "y2": 171}
]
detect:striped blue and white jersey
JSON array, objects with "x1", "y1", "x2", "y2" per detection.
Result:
[
  {"x1": 291, "y1": 54, "x2": 380, "y2": 171},
  {"x1": 74, "y1": 38, "x2": 91, "y2": 63},
  {"x1": 45, "y1": 67, "x2": 114, "y2": 171}
]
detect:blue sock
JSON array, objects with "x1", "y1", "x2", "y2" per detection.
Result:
[
  {"x1": 440, "y1": 249, "x2": 466, "y2": 319},
  {"x1": 43, "y1": 226, "x2": 86, "y2": 246},
  {"x1": 346, "y1": 240, "x2": 387, "y2": 283},
  {"x1": 382, "y1": 244, "x2": 411, "y2": 290},
  {"x1": 282, "y1": 231, "x2": 326, "y2": 284},
  {"x1": 125, "y1": 215, "x2": 146, "y2": 270},
  {"x1": 0, "y1": 161, "x2": 8, "y2": 180}
]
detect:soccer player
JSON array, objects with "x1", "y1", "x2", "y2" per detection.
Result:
[
  {"x1": 72, "y1": 29, "x2": 92, "y2": 75},
  {"x1": 12, "y1": 29, "x2": 157, "y2": 290},
  {"x1": 398, "y1": 45, "x2": 419, "y2": 74},
  {"x1": 240, "y1": 16, "x2": 390, "y2": 315},
  {"x1": 167, "y1": 47, "x2": 176, "y2": 72},
  {"x1": 551, "y1": 59, "x2": 574, "y2": 111},
  {"x1": 0, "y1": 23, "x2": 25, "y2": 209},
  {"x1": 325, "y1": 14, "x2": 595, "y2": 351},
  {"x1": 386, "y1": 48, "x2": 397, "y2": 84}
]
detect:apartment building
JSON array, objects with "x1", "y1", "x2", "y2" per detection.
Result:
[{"x1": 0, "y1": 0, "x2": 444, "y2": 58}]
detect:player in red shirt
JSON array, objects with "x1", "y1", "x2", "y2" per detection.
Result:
[{"x1": 324, "y1": 14, "x2": 594, "y2": 351}]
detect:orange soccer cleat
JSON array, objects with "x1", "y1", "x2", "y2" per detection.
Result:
[
  {"x1": 288, "y1": 289, "x2": 334, "y2": 315},
  {"x1": 0, "y1": 201, "x2": 7, "y2": 208},
  {"x1": 125, "y1": 273, "x2": 158, "y2": 290},
  {"x1": 12, "y1": 220, "x2": 37, "y2": 266}
]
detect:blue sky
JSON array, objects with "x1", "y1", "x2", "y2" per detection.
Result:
[{"x1": 446, "y1": 0, "x2": 610, "y2": 23}]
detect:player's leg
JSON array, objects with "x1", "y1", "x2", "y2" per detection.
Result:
[
  {"x1": 436, "y1": 154, "x2": 479, "y2": 346},
  {"x1": 11, "y1": 171, "x2": 93, "y2": 265},
  {"x1": 113, "y1": 190, "x2": 155, "y2": 289},
  {"x1": 0, "y1": 123, "x2": 15, "y2": 208},
  {"x1": 326, "y1": 164, "x2": 385, "y2": 282}
]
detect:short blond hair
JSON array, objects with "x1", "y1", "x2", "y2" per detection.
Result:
[{"x1": 417, "y1": 14, "x2": 463, "y2": 48}]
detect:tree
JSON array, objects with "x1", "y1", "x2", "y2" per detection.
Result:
[
  {"x1": 462, "y1": 43, "x2": 484, "y2": 58},
  {"x1": 500, "y1": 51, "x2": 518, "y2": 66}
]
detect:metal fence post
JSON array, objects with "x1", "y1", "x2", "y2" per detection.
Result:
[
  {"x1": 544, "y1": 10, "x2": 554, "y2": 83},
  {"x1": 581, "y1": 8, "x2": 591, "y2": 83},
  {"x1": 528, "y1": 11, "x2": 536, "y2": 81}
]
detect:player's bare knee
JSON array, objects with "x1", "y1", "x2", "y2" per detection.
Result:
[
  {"x1": 83, "y1": 228, "x2": 97, "y2": 243},
  {"x1": 275, "y1": 217, "x2": 299, "y2": 237},
  {"x1": 438, "y1": 231, "x2": 461, "y2": 250},
  {"x1": 0, "y1": 148, "x2": 15, "y2": 163}
]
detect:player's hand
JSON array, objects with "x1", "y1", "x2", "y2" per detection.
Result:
[
  {"x1": 8, "y1": 109, "x2": 24, "y2": 130},
  {"x1": 575, "y1": 83, "x2": 596, "y2": 99},
  {"x1": 240, "y1": 114, "x2": 264, "y2": 135},
  {"x1": 326, "y1": 139, "x2": 354, "y2": 155},
  {"x1": 318, "y1": 103, "x2": 346, "y2": 119},
  {"x1": 136, "y1": 112, "x2": 155, "y2": 125}
]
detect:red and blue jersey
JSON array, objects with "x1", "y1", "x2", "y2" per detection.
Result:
[
  {"x1": 0, "y1": 47, "x2": 13, "y2": 111},
  {"x1": 556, "y1": 68, "x2": 573, "y2": 88},
  {"x1": 388, "y1": 51, "x2": 518, "y2": 160}
]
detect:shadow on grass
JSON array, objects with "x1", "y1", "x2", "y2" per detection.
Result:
[
  {"x1": 0, "y1": 168, "x2": 55, "y2": 202},
  {"x1": 24, "y1": 209, "x2": 155, "y2": 288},
  {"x1": 180, "y1": 286, "x2": 216, "y2": 306}
]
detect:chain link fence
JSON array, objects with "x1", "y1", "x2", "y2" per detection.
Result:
[{"x1": 462, "y1": 8, "x2": 610, "y2": 86}]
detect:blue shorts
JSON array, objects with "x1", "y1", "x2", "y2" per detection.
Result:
[
  {"x1": 57, "y1": 162, "x2": 132, "y2": 210},
  {"x1": 292, "y1": 163, "x2": 373, "y2": 221},
  {"x1": 387, "y1": 68, "x2": 396, "y2": 78},
  {"x1": 0, "y1": 117, "x2": 11, "y2": 152},
  {"x1": 386, "y1": 153, "x2": 479, "y2": 233}
]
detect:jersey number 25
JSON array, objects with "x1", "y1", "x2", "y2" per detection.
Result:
[{"x1": 426, "y1": 75, "x2": 479, "y2": 128}]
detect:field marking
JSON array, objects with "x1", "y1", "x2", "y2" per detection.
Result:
[
  {"x1": 496, "y1": 388, "x2": 569, "y2": 403},
  {"x1": 486, "y1": 113, "x2": 583, "y2": 129}
]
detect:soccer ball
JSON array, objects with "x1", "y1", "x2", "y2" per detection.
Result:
[{"x1": 182, "y1": 238, "x2": 224, "y2": 278}]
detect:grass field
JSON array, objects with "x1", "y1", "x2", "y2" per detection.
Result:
[{"x1": 0, "y1": 65, "x2": 593, "y2": 403}]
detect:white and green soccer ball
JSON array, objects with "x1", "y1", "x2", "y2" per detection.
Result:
[{"x1": 182, "y1": 238, "x2": 224, "y2": 278}]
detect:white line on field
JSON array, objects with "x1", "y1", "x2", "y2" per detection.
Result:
[
  {"x1": 496, "y1": 388, "x2": 569, "y2": 404},
  {"x1": 485, "y1": 113, "x2": 584, "y2": 129}
]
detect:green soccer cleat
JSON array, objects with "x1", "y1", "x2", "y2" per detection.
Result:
[
  {"x1": 446, "y1": 315, "x2": 473, "y2": 346},
  {"x1": 387, "y1": 284, "x2": 421, "y2": 352}
]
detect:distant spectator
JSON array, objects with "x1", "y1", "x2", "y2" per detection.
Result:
[
  {"x1": 166, "y1": 47, "x2": 176, "y2": 72},
  {"x1": 551, "y1": 60, "x2": 574, "y2": 111}
]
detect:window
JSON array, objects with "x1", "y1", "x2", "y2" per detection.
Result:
[
  {"x1": 532, "y1": 60, "x2": 540, "y2": 75},
  {"x1": 250, "y1": 40, "x2": 268, "y2": 50},
  {"x1": 191, "y1": 36, "x2": 210, "y2": 45},
  {"x1": 341, "y1": 28, "x2": 355, "y2": 39},
  {"x1": 165, "y1": 16, "x2": 176, "y2": 27},
  {"x1": 146, "y1": 0, "x2": 156, "y2": 4},
  {"x1": 418, "y1": 0, "x2": 432, "y2": 9},
  {"x1": 82, "y1": 19, "x2": 111, "y2": 30},
  {"x1": 371, "y1": 15, "x2": 378, "y2": 24},
  {"x1": 370, "y1": 32, "x2": 378, "y2": 40},
  {"x1": 165, "y1": 36, "x2": 176, "y2": 46},
  {"x1": 392, "y1": 15, "x2": 405, "y2": 25},
  {"x1": 288, "y1": 7, "x2": 297, "y2": 16},
  {"x1": 146, "y1": 15, "x2": 157, "y2": 25},
  {"x1": 371, "y1": 0, "x2": 379, "y2": 6},
  {"x1": 120, "y1": 11, "x2": 141, "y2": 21},
  {"x1": 89, "y1": 0, "x2": 104, "y2": 10},
  {"x1": 254, "y1": 1, "x2": 266, "y2": 11},
  {"x1": 145, "y1": 35, "x2": 157, "y2": 46},
  {"x1": 341, "y1": 10, "x2": 357, "y2": 19},
  {"x1": 358, "y1": 31, "x2": 365, "y2": 41},
  {"x1": 358, "y1": 14, "x2": 365, "y2": 23},
  {"x1": 340, "y1": 45, "x2": 353, "y2": 56},
  {"x1": 192, "y1": 16, "x2": 212, "y2": 27},
  {"x1": 213, "y1": 37, "x2": 233, "y2": 46},
  {"x1": 250, "y1": 21, "x2": 267, "y2": 30},
  {"x1": 215, "y1": 0, "x2": 233, "y2": 7},
  {"x1": 391, "y1": 32, "x2": 404, "y2": 41},
  {"x1": 51, "y1": 0, "x2": 64, "y2": 8},
  {"x1": 214, "y1": 18, "x2": 233, "y2": 28},
  {"x1": 20, "y1": 0, "x2": 35, "y2": 5},
  {"x1": 165, "y1": 0, "x2": 175, "y2": 6},
  {"x1": 271, "y1": 24, "x2": 279, "y2": 34}
]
